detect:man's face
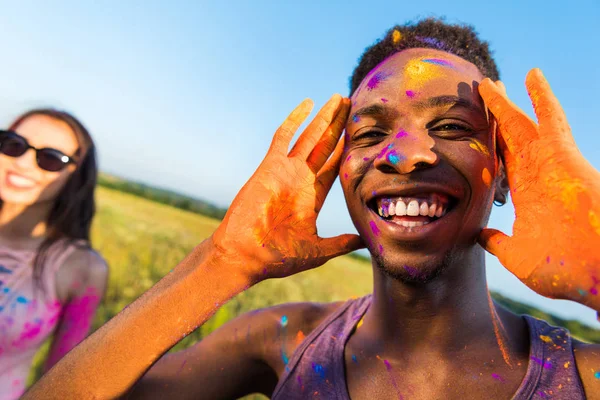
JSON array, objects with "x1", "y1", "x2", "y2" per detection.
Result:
[{"x1": 341, "y1": 48, "x2": 498, "y2": 281}]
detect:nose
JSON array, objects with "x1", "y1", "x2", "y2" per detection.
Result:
[
  {"x1": 12, "y1": 148, "x2": 38, "y2": 170},
  {"x1": 373, "y1": 129, "x2": 438, "y2": 174}
]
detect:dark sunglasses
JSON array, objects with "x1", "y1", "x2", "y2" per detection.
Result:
[{"x1": 0, "y1": 130, "x2": 77, "y2": 172}]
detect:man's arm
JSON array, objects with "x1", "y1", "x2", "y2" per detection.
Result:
[{"x1": 573, "y1": 342, "x2": 600, "y2": 399}]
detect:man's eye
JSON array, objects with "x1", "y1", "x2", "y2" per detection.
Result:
[
  {"x1": 432, "y1": 123, "x2": 472, "y2": 132},
  {"x1": 355, "y1": 130, "x2": 387, "y2": 140}
]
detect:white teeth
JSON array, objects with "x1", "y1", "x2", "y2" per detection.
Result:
[
  {"x1": 406, "y1": 200, "x2": 419, "y2": 216},
  {"x1": 395, "y1": 220, "x2": 429, "y2": 228},
  {"x1": 388, "y1": 202, "x2": 396, "y2": 216},
  {"x1": 419, "y1": 202, "x2": 429, "y2": 216},
  {"x1": 378, "y1": 206, "x2": 383, "y2": 217},
  {"x1": 435, "y1": 206, "x2": 443, "y2": 218},
  {"x1": 428, "y1": 203, "x2": 437, "y2": 217},
  {"x1": 7, "y1": 173, "x2": 36, "y2": 188},
  {"x1": 395, "y1": 200, "x2": 407, "y2": 216}
]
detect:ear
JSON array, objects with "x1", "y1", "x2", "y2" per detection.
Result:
[{"x1": 494, "y1": 157, "x2": 509, "y2": 205}]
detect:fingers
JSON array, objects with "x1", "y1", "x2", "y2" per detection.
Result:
[
  {"x1": 525, "y1": 68, "x2": 573, "y2": 143},
  {"x1": 306, "y1": 98, "x2": 351, "y2": 173},
  {"x1": 317, "y1": 234, "x2": 365, "y2": 262},
  {"x1": 288, "y1": 94, "x2": 343, "y2": 160},
  {"x1": 479, "y1": 78, "x2": 539, "y2": 156},
  {"x1": 314, "y1": 136, "x2": 346, "y2": 213},
  {"x1": 268, "y1": 99, "x2": 314, "y2": 156},
  {"x1": 478, "y1": 228, "x2": 510, "y2": 259}
]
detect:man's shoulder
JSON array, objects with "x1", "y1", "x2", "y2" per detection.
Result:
[{"x1": 572, "y1": 339, "x2": 600, "y2": 399}]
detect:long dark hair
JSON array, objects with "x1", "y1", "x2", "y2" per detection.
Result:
[{"x1": 6, "y1": 109, "x2": 98, "y2": 292}]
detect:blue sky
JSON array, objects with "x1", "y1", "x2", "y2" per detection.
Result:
[{"x1": 1, "y1": 0, "x2": 599, "y2": 326}]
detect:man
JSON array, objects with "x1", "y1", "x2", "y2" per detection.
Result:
[{"x1": 26, "y1": 18, "x2": 600, "y2": 399}]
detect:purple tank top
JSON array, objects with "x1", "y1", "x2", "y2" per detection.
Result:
[{"x1": 271, "y1": 295, "x2": 586, "y2": 399}]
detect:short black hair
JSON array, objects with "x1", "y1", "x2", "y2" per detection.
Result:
[{"x1": 349, "y1": 18, "x2": 500, "y2": 95}]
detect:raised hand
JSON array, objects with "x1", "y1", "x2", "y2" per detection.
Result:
[
  {"x1": 478, "y1": 69, "x2": 600, "y2": 308},
  {"x1": 212, "y1": 95, "x2": 364, "y2": 281}
]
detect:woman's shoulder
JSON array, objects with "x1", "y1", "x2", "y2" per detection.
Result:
[{"x1": 55, "y1": 242, "x2": 109, "y2": 303}]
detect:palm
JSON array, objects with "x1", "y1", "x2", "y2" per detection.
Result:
[
  {"x1": 480, "y1": 70, "x2": 600, "y2": 302},
  {"x1": 212, "y1": 96, "x2": 363, "y2": 280}
]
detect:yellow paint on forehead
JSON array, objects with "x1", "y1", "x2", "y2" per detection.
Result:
[
  {"x1": 469, "y1": 139, "x2": 491, "y2": 157},
  {"x1": 402, "y1": 58, "x2": 446, "y2": 90}
]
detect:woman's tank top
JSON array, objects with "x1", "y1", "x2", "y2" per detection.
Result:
[
  {"x1": 0, "y1": 239, "x2": 82, "y2": 400},
  {"x1": 272, "y1": 295, "x2": 587, "y2": 399}
]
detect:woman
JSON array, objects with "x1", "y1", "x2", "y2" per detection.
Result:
[
  {"x1": 25, "y1": 19, "x2": 600, "y2": 399},
  {"x1": 0, "y1": 109, "x2": 108, "y2": 399}
]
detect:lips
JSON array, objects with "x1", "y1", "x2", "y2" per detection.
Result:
[
  {"x1": 365, "y1": 184, "x2": 462, "y2": 233},
  {"x1": 6, "y1": 171, "x2": 37, "y2": 189}
]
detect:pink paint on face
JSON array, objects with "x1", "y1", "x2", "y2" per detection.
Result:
[
  {"x1": 369, "y1": 221, "x2": 380, "y2": 236},
  {"x1": 406, "y1": 90, "x2": 416, "y2": 98},
  {"x1": 346, "y1": 155, "x2": 352, "y2": 161},
  {"x1": 381, "y1": 98, "x2": 388, "y2": 103},
  {"x1": 396, "y1": 130, "x2": 409, "y2": 138}
]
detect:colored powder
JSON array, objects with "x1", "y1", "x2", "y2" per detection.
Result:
[
  {"x1": 415, "y1": 36, "x2": 446, "y2": 48},
  {"x1": 363, "y1": 157, "x2": 369, "y2": 161},
  {"x1": 590, "y1": 287, "x2": 598, "y2": 295},
  {"x1": 539, "y1": 335, "x2": 553, "y2": 344},
  {"x1": 381, "y1": 98, "x2": 388, "y2": 103},
  {"x1": 589, "y1": 211, "x2": 600, "y2": 236},
  {"x1": 387, "y1": 150, "x2": 401, "y2": 164},
  {"x1": 405, "y1": 90, "x2": 416, "y2": 98},
  {"x1": 0, "y1": 265, "x2": 12, "y2": 274},
  {"x1": 546, "y1": 256, "x2": 551, "y2": 263},
  {"x1": 282, "y1": 350, "x2": 289, "y2": 365},
  {"x1": 312, "y1": 363, "x2": 326, "y2": 379},
  {"x1": 488, "y1": 293, "x2": 512, "y2": 366},
  {"x1": 344, "y1": 173, "x2": 348, "y2": 180},
  {"x1": 403, "y1": 58, "x2": 446, "y2": 90},
  {"x1": 564, "y1": 361, "x2": 571, "y2": 368},
  {"x1": 379, "y1": 244, "x2": 384, "y2": 253},
  {"x1": 594, "y1": 371, "x2": 600, "y2": 379},
  {"x1": 356, "y1": 316, "x2": 364, "y2": 329},
  {"x1": 482, "y1": 168, "x2": 492, "y2": 187},
  {"x1": 295, "y1": 330, "x2": 305, "y2": 346},
  {"x1": 469, "y1": 139, "x2": 490, "y2": 156},
  {"x1": 422, "y1": 58, "x2": 454, "y2": 68},
  {"x1": 578, "y1": 289, "x2": 587, "y2": 296},
  {"x1": 352, "y1": 114, "x2": 360, "y2": 123},
  {"x1": 346, "y1": 155, "x2": 352, "y2": 161},
  {"x1": 531, "y1": 356, "x2": 552, "y2": 369},
  {"x1": 16, "y1": 296, "x2": 28, "y2": 304},
  {"x1": 491, "y1": 373, "x2": 505, "y2": 382},
  {"x1": 3, "y1": 287, "x2": 9, "y2": 293},
  {"x1": 352, "y1": 354, "x2": 358, "y2": 363},
  {"x1": 383, "y1": 360, "x2": 392, "y2": 371},
  {"x1": 392, "y1": 30, "x2": 402, "y2": 44},
  {"x1": 281, "y1": 315, "x2": 288, "y2": 327},
  {"x1": 376, "y1": 144, "x2": 393, "y2": 159},
  {"x1": 396, "y1": 130, "x2": 409, "y2": 138},
  {"x1": 369, "y1": 221, "x2": 381, "y2": 236},
  {"x1": 367, "y1": 71, "x2": 391, "y2": 91}
]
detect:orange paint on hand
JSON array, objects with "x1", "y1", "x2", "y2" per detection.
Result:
[
  {"x1": 482, "y1": 168, "x2": 492, "y2": 187},
  {"x1": 295, "y1": 330, "x2": 305, "y2": 346},
  {"x1": 477, "y1": 69, "x2": 600, "y2": 311}
]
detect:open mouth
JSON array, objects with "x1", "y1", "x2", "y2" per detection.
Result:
[{"x1": 367, "y1": 193, "x2": 458, "y2": 228}]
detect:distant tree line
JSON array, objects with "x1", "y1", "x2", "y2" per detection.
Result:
[{"x1": 97, "y1": 173, "x2": 228, "y2": 220}]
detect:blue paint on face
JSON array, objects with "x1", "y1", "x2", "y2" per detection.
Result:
[
  {"x1": 0, "y1": 265, "x2": 12, "y2": 274},
  {"x1": 352, "y1": 355, "x2": 358, "y2": 363},
  {"x1": 281, "y1": 315, "x2": 288, "y2": 327}
]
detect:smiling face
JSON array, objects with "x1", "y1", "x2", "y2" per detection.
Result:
[
  {"x1": 0, "y1": 115, "x2": 79, "y2": 206},
  {"x1": 341, "y1": 48, "x2": 500, "y2": 282}
]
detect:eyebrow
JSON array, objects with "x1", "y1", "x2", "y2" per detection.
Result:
[
  {"x1": 413, "y1": 95, "x2": 484, "y2": 114},
  {"x1": 352, "y1": 104, "x2": 399, "y2": 121}
]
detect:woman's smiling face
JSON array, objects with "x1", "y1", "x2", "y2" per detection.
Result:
[{"x1": 341, "y1": 48, "x2": 500, "y2": 281}]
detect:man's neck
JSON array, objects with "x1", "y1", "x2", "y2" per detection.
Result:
[{"x1": 362, "y1": 247, "x2": 525, "y2": 363}]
